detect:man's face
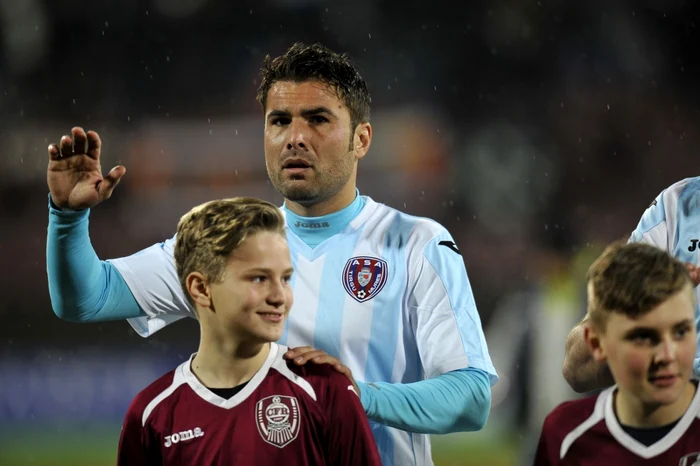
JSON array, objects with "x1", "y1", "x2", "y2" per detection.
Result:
[
  {"x1": 263, "y1": 80, "x2": 367, "y2": 207},
  {"x1": 588, "y1": 284, "x2": 697, "y2": 408}
]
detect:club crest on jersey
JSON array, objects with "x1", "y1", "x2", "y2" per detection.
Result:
[
  {"x1": 255, "y1": 395, "x2": 300, "y2": 448},
  {"x1": 342, "y1": 256, "x2": 388, "y2": 303}
]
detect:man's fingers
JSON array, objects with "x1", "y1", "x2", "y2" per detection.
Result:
[
  {"x1": 48, "y1": 144, "x2": 61, "y2": 161},
  {"x1": 293, "y1": 350, "x2": 328, "y2": 365},
  {"x1": 310, "y1": 355, "x2": 340, "y2": 365},
  {"x1": 86, "y1": 130, "x2": 101, "y2": 159},
  {"x1": 71, "y1": 127, "x2": 88, "y2": 155},
  {"x1": 285, "y1": 346, "x2": 316, "y2": 359},
  {"x1": 59, "y1": 135, "x2": 73, "y2": 157},
  {"x1": 98, "y1": 165, "x2": 126, "y2": 200}
]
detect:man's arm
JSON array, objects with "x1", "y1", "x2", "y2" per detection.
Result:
[
  {"x1": 357, "y1": 367, "x2": 490, "y2": 434},
  {"x1": 46, "y1": 127, "x2": 194, "y2": 337},
  {"x1": 406, "y1": 229, "x2": 496, "y2": 432},
  {"x1": 326, "y1": 374, "x2": 382, "y2": 466},
  {"x1": 562, "y1": 315, "x2": 613, "y2": 393},
  {"x1": 47, "y1": 198, "x2": 143, "y2": 322},
  {"x1": 286, "y1": 349, "x2": 491, "y2": 434}
]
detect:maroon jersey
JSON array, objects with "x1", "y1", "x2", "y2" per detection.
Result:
[
  {"x1": 535, "y1": 385, "x2": 700, "y2": 465},
  {"x1": 118, "y1": 343, "x2": 381, "y2": 466}
]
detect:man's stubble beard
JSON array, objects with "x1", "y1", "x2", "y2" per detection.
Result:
[{"x1": 270, "y1": 165, "x2": 353, "y2": 207}]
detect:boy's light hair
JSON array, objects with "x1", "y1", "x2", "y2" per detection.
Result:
[
  {"x1": 174, "y1": 197, "x2": 286, "y2": 307},
  {"x1": 587, "y1": 242, "x2": 693, "y2": 330}
]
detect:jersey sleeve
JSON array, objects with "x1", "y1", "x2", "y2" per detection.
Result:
[
  {"x1": 108, "y1": 235, "x2": 195, "y2": 337},
  {"x1": 324, "y1": 373, "x2": 382, "y2": 466},
  {"x1": 628, "y1": 189, "x2": 671, "y2": 251},
  {"x1": 117, "y1": 400, "x2": 162, "y2": 466},
  {"x1": 409, "y1": 229, "x2": 498, "y2": 383}
]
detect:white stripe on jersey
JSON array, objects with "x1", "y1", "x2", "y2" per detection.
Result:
[
  {"x1": 142, "y1": 367, "x2": 187, "y2": 426},
  {"x1": 282, "y1": 254, "x2": 325, "y2": 349}
]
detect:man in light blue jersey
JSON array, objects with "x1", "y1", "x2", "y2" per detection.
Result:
[
  {"x1": 46, "y1": 42, "x2": 497, "y2": 466},
  {"x1": 562, "y1": 177, "x2": 700, "y2": 394}
]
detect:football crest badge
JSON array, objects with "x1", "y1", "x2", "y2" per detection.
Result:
[
  {"x1": 342, "y1": 256, "x2": 388, "y2": 303},
  {"x1": 255, "y1": 395, "x2": 300, "y2": 448}
]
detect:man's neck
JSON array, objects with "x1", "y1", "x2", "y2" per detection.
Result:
[
  {"x1": 284, "y1": 183, "x2": 357, "y2": 217},
  {"x1": 615, "y1": 381, "x2": 697, "y2": 427},
  {"x1": 191, "y1": 336, "x2": 271, "y2": 389}
]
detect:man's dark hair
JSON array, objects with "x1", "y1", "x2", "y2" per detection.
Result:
[{"x1": 257, "y1": 42, "x2": 371, "y2": 131}]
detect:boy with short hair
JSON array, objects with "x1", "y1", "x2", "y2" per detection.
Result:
[
  {"x1": 117, "y1": 197, "x2": 381, "y2": 466},
  {"x1": 536, "y1": 242, "x2": 700, "y2": 465}
]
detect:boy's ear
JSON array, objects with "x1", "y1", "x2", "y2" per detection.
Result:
[
  {"x1": 584, "y1": 322, "x2": 607, "y2": 363},
  {"x1": 186, "y1": 272, "x2": 212, "y2": 309}
]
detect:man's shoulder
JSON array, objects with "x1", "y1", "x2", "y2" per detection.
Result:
[
  {"x1": 657, "y1": 176, "x2": 700, "y2": 207},
  {"x1": 363, "y1": 196, "x2": 450, "y2": 245}
]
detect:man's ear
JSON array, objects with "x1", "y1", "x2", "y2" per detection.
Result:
[{"x1": 352, "y1": 122, "x2": 372, "y2": 161}]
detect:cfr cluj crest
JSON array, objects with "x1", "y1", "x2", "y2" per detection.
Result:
[
  {"x1": 343, "y1": 256, "x2": 388, "y2": 303},
  {"x1": 255, "y1": 395, "x2": 300, "y2": 448}
]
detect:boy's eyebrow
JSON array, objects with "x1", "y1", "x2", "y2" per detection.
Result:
[
  {"x1": 623, "y1": 318, "x2": 693, "y2": 335},
  {"x1": 244, "y1": 267, "x2": 295, "y2": 274}
]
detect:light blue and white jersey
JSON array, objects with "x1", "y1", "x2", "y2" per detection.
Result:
[
  {"x1": 110, "y1": 195, "x2": 497, "y2": 466},
  {"x1": 629, "y1": 176, "x2": 700, "y2": 375}
]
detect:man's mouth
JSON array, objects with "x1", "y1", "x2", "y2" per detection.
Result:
[{"x1": 282, "y1": 158, "x2": 312, "y2": 170}]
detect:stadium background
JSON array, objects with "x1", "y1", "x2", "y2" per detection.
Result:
[{"x1": 2, "y1": 0, "x2": 700, "y2": 464}]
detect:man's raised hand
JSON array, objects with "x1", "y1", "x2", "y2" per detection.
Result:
[{"x1": 47, "y1": 127, "x2": 126, "y2": 210}]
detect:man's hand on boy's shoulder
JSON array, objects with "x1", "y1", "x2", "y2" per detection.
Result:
[{"x1": 284, "y1": 346, "x2": 360, "y2": 397}]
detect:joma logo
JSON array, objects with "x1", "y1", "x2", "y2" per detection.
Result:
[
  {"x1": 164, "y1": 427, "x2": 204, "y2": 447},
  {"x1": 294, "y1": 221, "x2": 330, "y2": 229},
  {"x1": 689, "y1": 239, "x2": 700, "y2": 252}
]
